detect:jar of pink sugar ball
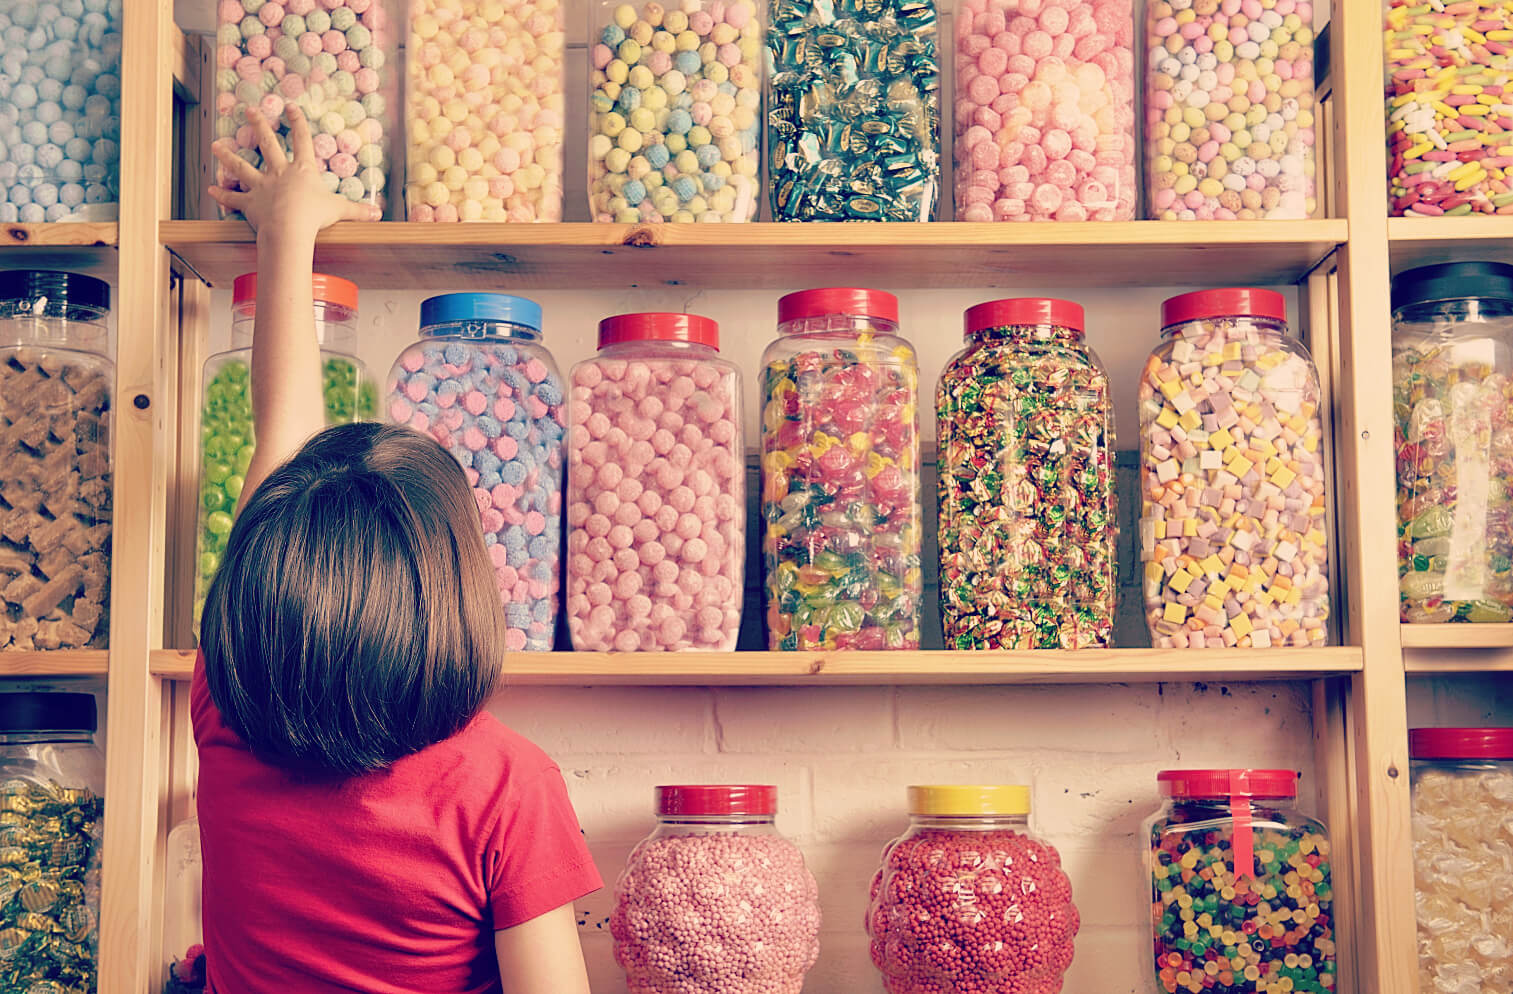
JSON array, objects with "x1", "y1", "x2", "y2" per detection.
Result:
[
  {"x1": 611, "y1": 785, "x2": 821, "y2": 994},
  {"x1": 565, "y1": 312, "x2": 744, "y2": 652},
  {"x1": 953, "y1": 0, "x2": 1136, "y2": 221}
]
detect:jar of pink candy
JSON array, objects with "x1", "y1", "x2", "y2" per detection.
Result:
[
  {"x1": 611, "y1": 785, "x2": 821, "y2": 994},
  {"x1": 953, "y1": 0, "x2": 1136, "y2": 221},
  {"x1": 214, "y1": 0, "x2": 396, "y2": 216},
  {"x1": 566, "y1": 313, "x2": 744, "y2": 652},
  {"x1": 386, "y1": 294, "x2": 565, "y2": 652}
]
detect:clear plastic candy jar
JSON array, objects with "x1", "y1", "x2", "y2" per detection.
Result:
[
  {"x1": 938, "y1": 298, "x2": 1116, "y2": 649},
  {"x1": 404, "y1": 0, "x2": 564, "y2": 222},
  {"x1": 1146, "y1": 769, "x2": 1336, "y2": 994},
  {"x1": 162, "y1": 812, "x2": 205, "y2": 994},
  {"x1": 0, "y1": 0, "x2": 123, "y2": 222},
  {"x1": 767, "y1": 0, "x2": 940, "y2": 221},
  {"x1": 866, "y1": 785, "x2": 1079, "y2": 993},
  {"x1": 611, "y1": 785, "x2": 821, "y2": 993},
  {"x1": 1409, "y1": 727, "x2": 1513, "y2": 993},
  {"x1": 588, "y1": 0, "x2": 762, "y2": 223},
  {"x1": 213, "y1": 0, "x2": 395, "y2": 215},
  {"x1": 388, "y1": 294, "x2": 564, "y2": 651},
  {"x1": 0, "y1": 270, "x2": 111, "y2": 651},
  {"x1": 761, "y1": 289, "x2": 922, "y2": 651},
  {"x1": 1392, "y1": 262, "x2": 1513, "y2": 623},
  {"x1": 952, "y1": 0, "x2": 1135, "y2": 222},
  {"x1": 0, "y1": 692, "x2": 106, "y2": 993},
  {"x1": 565, "y1": 313, "x2": 743, "y2": 652},
  {"x1": 196, "y1": 273, "x2": 374, "y2": 628},
  {"x1": 1139, "y1": 289, "x2": 1329, "y2": 649}
]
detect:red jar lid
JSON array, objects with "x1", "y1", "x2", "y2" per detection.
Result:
[
  {"x1": 657, "y1": 785, "x2": 777, "y2": 816},
  {"x1": 778, "y1": 288, "x2": 899, "y2": 325},
  {"x1": 965, "y1": 297, "x2": 1084, "y2": 337},
  {"x1": 1161, "y1": 288, "x2": 1286, "y2": 328},
  {"x1": 598, "y1": 312, "x2": 719, "y2": 349},
  {"x1": 1410, "y1": 727, "x2": 1513, "y2": 760},
  {"x1": 233, "y1": 272, "x2": 358, "y2": 311},
  {"x1": 1157, "y1": 769, "x2": 1299, "y2": 800}
]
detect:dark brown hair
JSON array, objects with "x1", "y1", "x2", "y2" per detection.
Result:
[{"x1": 200, "y1": 423, "x2": 505, "y2": 776}]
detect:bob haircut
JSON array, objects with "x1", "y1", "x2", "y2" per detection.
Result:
[{"x1": 200, "y1": 422, "x2": 506, "y2": 777}]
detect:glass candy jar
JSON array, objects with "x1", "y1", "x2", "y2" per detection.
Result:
[
  {"x1": 1392, "y1": 262, "x2": 1513, "y2": 623},
  {"x1": 0, "y1": 270, "x2": 112, "y2": 651},
  {"x1": 162, "y1": 810, "x2": 205, "y2": 994},
  {"x1": 0, "y1": 692, "x2": 106, "y2": 993},
  {"x1": 611, "y1": 785, "x2": 821, "y2": 993},
  {"x1": 565, "y1": 313, "x2": 744, "y2": 652},
  {"x1": 938, "y1": 298, "x2": 1116, "y2": 649},
  {"x1": 388, "y1": 294, "x2": 565, "y2": 651},
  {"x1": 1139, "y1": 289, "x2": 1330, "y2": 649},
  {"x1": 867, "y1": 785, "x2": 1079, "y2": 993},
  {"x1": 1147, "y1": 769, "x2": 1336, "y2": 994},
  {"x1": 761, "y1": 289, "x2": 922, "y2": 651},
  {"x1": 196, "y1": 273, "x2": 374, "y2": 629}
]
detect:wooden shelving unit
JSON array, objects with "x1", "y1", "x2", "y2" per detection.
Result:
[
  {"x1": 1400, "y1": 624, "x2": 1513, "y2": 673},
  {"x1": 1388, "y1": 216, "x2": 1513, "y2": 272},
  {"x1": 1400, "y1": 624, "x2": 1513, "y2": 649},
  {"x1": 0, "y1": 651, "x2": 110, "y2": 677}
]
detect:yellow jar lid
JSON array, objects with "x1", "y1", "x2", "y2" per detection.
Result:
[{"x1": 907, "y1": 785, "x2": 1030, "y2": 816}]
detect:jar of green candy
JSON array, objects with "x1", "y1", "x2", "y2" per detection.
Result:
[
  {"x1": 194, "y1": 273, "x2": 375, "y2": 627},
  {"x1": 1146, "y1": 769, "x2": 1336, "y2": 994},
  {"x1": 0, "y1": 692, "x2": 106, "y2": 994}
]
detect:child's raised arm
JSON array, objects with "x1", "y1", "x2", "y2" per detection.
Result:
[{"x1": 208, "y1": 106, "x2": 380, "y2": 509}]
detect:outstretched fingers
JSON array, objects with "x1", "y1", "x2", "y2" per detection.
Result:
[
  {"x1": 285, "y1": 105, "x2": 316, "y2": 165},
  {"x1": 245, "y1": 107, "x2": 288, "y2": 172}
]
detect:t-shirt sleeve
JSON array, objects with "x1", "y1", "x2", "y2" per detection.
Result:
[{"x1": 484, "y1": 764, "x2": 603, "y2": 931}]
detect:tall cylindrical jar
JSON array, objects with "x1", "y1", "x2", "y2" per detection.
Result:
[
  {"x1": 565, "y1": 313, "x2": 743, "y2": 652},
  {"x1": 213, "y1": 0, "x2": 395, "y2": 215},
  {"x1": 163, "y1": 811, "x2": 205, "y2": 993},
  {"x1": 953, "y1": 0, "x2": 1136, "y2": 221},
  {"x1": 1392, "y1": 262, "x2": 1513, "y2": 623},
  {"x1": 587, "y1": 0, "x2": 763, "y2": 222},
  {"x1": 1146, "y1": 770, "x2": 1336, "y2": 994},
  {"x1": 1409, "y1": 727, "x2": 1513, "y2": 991},
  {"x1": 196, "y1": 274, "x2": 375, "y2": 629},
  {"x1": 0, "y1": 693, "x2": 106, "y2": 992},
  {"x1": 404, "y1": 0, "x2": 564, "y2": 222},
  {"x1": 611, "y1": 785, "x2": 821, "y2": 993},
  {"x1": 867, "y1": 786, "x2": 1079, "y2": 993},
  {"x1": 1145, "y1": 0, "x2": 1317, "y2": 220},
  {"x1": 767, "y1": 0, "x2": 940, "y2": 220},
  {"x1": 0, "y1": 270, "x2": 112, "y2": 651},
  {"x1": 938, "y1": 298, "x2": 1116, "y2": 649},
  {"x1": 761, "y1": 289, "x2": 922, "y2": 651},
  {"x1": 387, "y1": 294, "x2": 565, "y2": 651},
  {"x1": 1139, "y1": 289, "x2": 1329, "y2": 648}
]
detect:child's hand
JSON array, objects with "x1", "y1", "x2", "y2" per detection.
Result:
[{"x1": 209, "y1": 105, "x2": 380, "y2": 236}]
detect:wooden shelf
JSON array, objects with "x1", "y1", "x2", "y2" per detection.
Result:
[
  {"x1": 160, "y1": 219, "x2": 1348, "y2": 291},
  {"x1": 0, "y1": 223, "x2": 119, "y2": 279},
  {"x1": 1388, "y1": 216, "x2": 1513, "y2": 274},
  {"x1": 1401, "y1": 623, "x2": 1513, "y2": 649},
  {"x1": 0, "y1": 650, "x2": 109, "y2": 677},
  {"x1": 151, "y1": 646, "x2": 1362, "y2": 685}
]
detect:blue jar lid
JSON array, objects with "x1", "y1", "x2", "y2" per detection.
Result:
[{"x1": 420, "y1": 293, "x2": 542, "y2": 332}]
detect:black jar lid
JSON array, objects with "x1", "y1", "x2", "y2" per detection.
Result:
[
  {"x1": 1391, "y1": 261, "x2": 1513, "y2": 312},
  {"x1": 0, "y1": 693, "x2": 97, "y2": 734},
  {"x1": 0, "y1": 270, "x2": 110, "y2": 315}
]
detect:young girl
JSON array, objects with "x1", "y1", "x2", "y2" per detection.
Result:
[{"x1": 197, "y1": 107, "x2": 601, "y2": 994}]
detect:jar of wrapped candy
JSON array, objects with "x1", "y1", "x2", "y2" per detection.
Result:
[
  {"x1": 1392, "y1": 262, "x2": 1513, "y2": 623},
  {"x1": 0, "y1": 270, "x2": 112, "y2": 652},
  {"x1": 952, "y1": 0, "x2": 1135, "y2": 221},
  {"x1": 0, "y1": 0, "x2": 123, "y2": 223},
  {"x1": 387, "y1": 294, "x2": 564, "y2": 651},
  {"x1": 1146, "y1": 769, "x2": 1336, "y2": 994},
  {"x1": 214, "y1": 0, "x2": 395, "y2": 215},
  {"x1": 588, "y1": 0, "x2": 763, "y2": 222},
  {"x1": 767, "y1": 0, "x2": 940, "y2": 220},
  {"x1": 162, "y1": 812, "x2": 203, "y2": 990},
  {"x1": 0, "y1": 692, "x2": 106, "y2": 993},
  {"x1": 566, "y1": 313, "x2": 743, "y2": 652},
  {"x1": 938, "y1": 298, "x2": 1116, "y2": 649},
  {"x1": 1139, "y1": 288, "x2": 1330, "y2": 648},
  {"x1": 1409, "y1": 727, "x2": 1513, "y2": 992},
  {"x1": 1145, "y1": 0, "x2": 1316, "y2": 220},
  {"x1": 761, "y1": 288, "x2": 922, "y2": 651},
  {"x1": 404, "y1": 0, "x2": 563, "y2": 222},
  {"x1": 196, "y1": 273, "x2": 374, "y2": 629},
  {"x1": 611, "y1": 785, "x2": 821, "y2": 993},
  {"x1": 867, "y1": 785, "x2": 1079, "y2": 993}
]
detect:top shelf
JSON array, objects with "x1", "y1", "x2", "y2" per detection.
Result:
[{"x1": 0, "y1": 223, "x2": 119, "y2": 280}]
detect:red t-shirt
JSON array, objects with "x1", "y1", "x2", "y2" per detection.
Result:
[{"x1": 192, "y1": 655, "x2": 602, "y2": 994}]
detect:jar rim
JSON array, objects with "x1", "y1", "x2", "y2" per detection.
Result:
[
  {"x1": 964, "y1": 298, "x2": 1084, "y2": 338},
  {"x1": 600, "y1": 312, "x2": 718, "y2": 350},
  {"x1": 1157, "y1": 769, "x2": 1298, "y2": 800},
  {"x1": 1410, "y1": 726, "x2": 1513, "y2": 760},
  {"x1": 1160, "y1": 288, "x2": 1287, "y2": 330},
  {"x1": 234, "y1": 272, "x2": 358, "y2": 312},
  {"x1": 908, "y1": 785, "x2": 1030, "y2": 816},
  {"x1": 0, "y1": 692, "x2": 97, "y2": 735},
  {"x1": 778, "y1": 288, "x2": 899, "y2": 325},
  {"x1": 656, "y1": 784, "x2": 776, "y2": 816}
]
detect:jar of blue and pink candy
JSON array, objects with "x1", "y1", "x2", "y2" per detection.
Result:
[{"x1": 388, "y1": 294, "x2": 565, "y2": 652}]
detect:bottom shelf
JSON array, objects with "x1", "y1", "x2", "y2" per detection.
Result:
[{"x1": 0, "y1": 650, "x2": 109, "y2": 677}]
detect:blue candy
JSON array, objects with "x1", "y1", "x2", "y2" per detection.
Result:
[
  {"x1": 645, "y1": 144, "x2": 670, "y2": 169},
  {"x1": 531, "y1": 599, "x2": 553, "y2": 623},
  {"x1": 505, "y1": 419, "x2": 529, "y2": 440},
  {"x1": 506, "y1": 603, "x2": 530, "y2": 627},
  {"x1": 450, "y1": 445, "x2": 474, "y2": 469},
  {"x1": 476, "y1": 415, "x2": 502, "y2": 438},
  {"x1": 505, "y1": 545, "x2": 527, "y2": 568},
  {"x1": 675, "y1": 50, "x2": 701, "y2": 75},
  {"x1": 535, "y1": 379, "x2": 563, "y2": 406},
  {"x1": 601, "y1": 23, "x2": 625, "y2": 45},
  {"x1": 667, "y1": 109, "x2": 692, "y2": 134},
  {"x1": 501, "y1": 461, "x2": 527, "y2": 485},
  {"x1": 623, "y1": 179, "x2": 646, "y2": 206},
  {"x1": 443, "y1": 343, "x2": 469, "y2": 365},
  {"x1": 483, "y1": 531, "x2": 497, "y2": 546},
  {"x1": 503, "y1": 525, "x2": 526, "y2": 550},
  {"x1": 703, "y1": 173, "x2": 726, "y2": 192},
  {"x1": 695, "y1": 144, "x2": 721, "y2": 169},
  {"x1": 437, "y1": 378, "x2": 463, "y2": 398},
  {"x1": 479, "y1": 470, "x2": 502, "y2": 490},
  {"x1": 492, "y1": 344, "x2": 519, "y2": 365},
  {"x1": 672, "y1": 176, "x2": 698, "y2": 202},
  {"x1": 475, "y1": 450, "x2": 502, "y2": 475}
]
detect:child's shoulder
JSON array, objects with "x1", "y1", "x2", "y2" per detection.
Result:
[{"x1": 411, "y1": 708, "x2": 560, "y2": 784}]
